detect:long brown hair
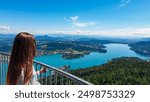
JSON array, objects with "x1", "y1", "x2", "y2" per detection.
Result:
[{"x1": 7, "y1": 32, "x2": 36, "y2": 85}]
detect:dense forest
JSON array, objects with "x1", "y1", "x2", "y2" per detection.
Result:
[
  {"x1": 39, "y1": 41, "x2": 107, "y2": 52},
  {"x1": 70, "y1": 57, "x2": 150, "y2": 85},
  {"x1": 129, "y1": 41, "x2": 150, "y2": 56}
]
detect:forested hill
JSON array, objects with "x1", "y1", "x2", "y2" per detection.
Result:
[
  {"x1": 70, "y1": 57, "x2": 150, "y2": 85},
  {"x1": 129, "y1": 41, "x2": 150, "y2": 56}
]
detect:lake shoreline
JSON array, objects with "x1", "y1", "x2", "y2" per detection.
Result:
[{"x1": 35, "y1": 44, "x2": 148, "y2": 69}]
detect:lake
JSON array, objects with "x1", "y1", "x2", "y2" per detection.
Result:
[{"x1": 35, "y1": 44, "x2": 148, "y2": 69}]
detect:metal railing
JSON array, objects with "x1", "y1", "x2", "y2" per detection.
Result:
[
  {"x1": 0, "y1": 52, "x2": 92, "y2": 85},
  {"x1": 0, "y1": 52, "x2": 10, "y2": 85}
]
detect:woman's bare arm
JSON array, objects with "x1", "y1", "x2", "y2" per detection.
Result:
[{"x1": 36, "y1": 68, "x2": 47, "y2": 76}]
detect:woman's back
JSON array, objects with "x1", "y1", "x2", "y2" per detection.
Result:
[{"x1": 18, "y1": 67, "x2": 40, "y2": 85}]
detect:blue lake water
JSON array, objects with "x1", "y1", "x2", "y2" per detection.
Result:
[{"x1": 35, "y1": 44, "x2": 148, "y2": 69}]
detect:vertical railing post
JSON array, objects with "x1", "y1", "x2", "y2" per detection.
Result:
[
  {"x1": 1, "y1": 54, "x2": 4, "y2": 85},
  {"x1": 3, "y1": 55, "x2": 6, "y2": 83},
  {"x1": 35, "y1": 63, "x2": 38, "y2": 72},
  {"x1": 6, "y1": 55, "x2": 8, "y2": 77},
  {"x1": 60, "y1": 75, "x2": 64, "y2": 85},
  {"x1": 0, "y1": 54, "x2": 2, "y2": 84},
  {"x1": 6, "y1": 55, "x2": 9, "y2": 85},
  {"x1": 55, "y1": 72, "x2": 57, "y2": 85},
  {"x1": 49, "y1": 70, "x2": 52, "y2": 85},
  {"x1": 40, "y1": 65, "x2": 42, "y2": 85},
  {"x1": 44, "y1": 68, "x2": 47, "y2": 85}
]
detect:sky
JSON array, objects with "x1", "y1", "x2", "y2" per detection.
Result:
[{"x1": 0, "y1": 0, "x2": 150, "y2": 37}]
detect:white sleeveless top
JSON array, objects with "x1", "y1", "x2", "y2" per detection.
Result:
[{"x1": 18, "y1": 67, "x2": 40, "y2": 85}]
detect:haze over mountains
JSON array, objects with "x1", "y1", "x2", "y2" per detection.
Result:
[{"x1": 0, "y1": 33, "x2": 149, "y2": 42}]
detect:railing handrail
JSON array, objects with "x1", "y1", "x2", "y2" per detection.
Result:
[
  {"x1": 34, "y1": 60, "x2": 93, "y2": 85},
  {"x1": 0, "y1": 51, "x2": 11, "y2": 55},
  {"x1": 0, "y1": 51, "x2": 93, "y2": 85}
]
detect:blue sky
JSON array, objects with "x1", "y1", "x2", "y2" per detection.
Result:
[{"x1": 0, "y1": 0, "x2": 150, "y2": 37}]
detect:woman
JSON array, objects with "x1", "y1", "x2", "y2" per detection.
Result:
[{"x1": 6, "y1": 32, "x2": 46, "y2": 85}]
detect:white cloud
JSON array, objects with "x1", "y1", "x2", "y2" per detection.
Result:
[
  {"x1": 67, "y1": 16, "x2": 96, "y2": 28},
  {"x1": 0, "y1": 25, "x2": 10, "y2": 31},
  {"x1": 70, "y1": 16, "x2": 79, "y2": 22},
  {"x1": 114, "y1": 27, "x2": 150, "y2": 34},
  {"x1": 118, "y1": 0, "x2": 131, "y2": 7},
  {"x1": 72, "y1": 21, "x2": 96, "y2": 28},
  {"x1": 0, "y1": 25, "x2": 32, "y2": 34},
  {"x1": 82, "y1": 27, "x2": 150, "y2": 37}
]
